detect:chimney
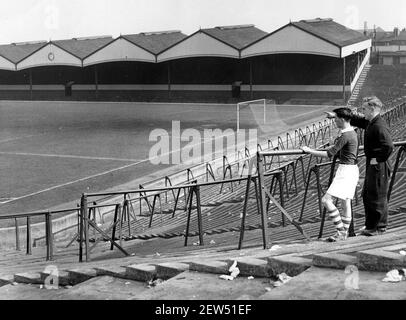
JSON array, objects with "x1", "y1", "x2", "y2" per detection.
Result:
[
  {"x1": 394, "y1": 27, "x2": 399, "y2": 37},
  {"x1": 363, "y1": 21, "x2": 368, "y2": 36}
]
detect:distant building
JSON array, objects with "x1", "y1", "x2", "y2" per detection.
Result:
[{"x1": 358, "y1": 22, "x2": 406, "y2": 65}]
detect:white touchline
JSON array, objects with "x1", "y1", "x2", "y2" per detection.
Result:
[
  {"x1": 1, "y1": 162, "x2": 144, "y2": 204},
  {"x1": 0, "y1": 133, "x2": 45, "y2": 144},
  {"x1": 0, "y1": 151, "x2": 140, "y2": 162},
  {"x1": 1, "y1": 107, "x2": 330, "y2": 204}
]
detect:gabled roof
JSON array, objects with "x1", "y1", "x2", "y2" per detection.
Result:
[
  {"x1": 356, "y1": 27, "x2": 386, "y2": 34},
  {"x1": 201, "y1": 25, "x2": 267, "y2": 49},
  {"x1": 0, "y1": 41, "x2": 47, "y2": 64},
  {"x1": 52, "y1": 36, "x2": 114, "y2": 59},
  {"x1": 381, "y1": 30, "x2": 406, "y2": 42},
  {"x1": 292, "y1": 18, "x2": 370, "y2": 47},
  {"x1": 122, "y1": 31, "x2": 187, "y2": 55}
]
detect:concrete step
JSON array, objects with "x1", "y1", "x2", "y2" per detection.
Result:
[
  {"x1": 94, "y1": 265, "x2": 128, "y2": 279},
  {"x1": 0, "y1": 274, "x2": 14, "y2": 287},
  {"x1": 187, "y1": 260, "x2": 229, "y2": 274},
  {"x1": 126, "y1": 264, "x2": 157, "y2": 281},
  {"x1": 14, "y1": 272, "x2": 43, "y2": 285},
  {"x1": 225, "y1": 257, "x2": 272, "y2": 278},
  {"x1": 155, "y1": 262, "x2": 189, "y2": 280},
  {"x1": 312, "y1": 252, "x2": 358, "y2": 269},
  {"x1": 40, "y1": 270, "x2": 71, "y2": 286},
  {"x1": 357, "y1": 249, "x2": 406, "y2": 272},
  {"x1": 266, "y1": 255, "x2": 312, "y2": 277},
  {"x1": 67, "y1": 268, "x2": 97, "y2": 285}
]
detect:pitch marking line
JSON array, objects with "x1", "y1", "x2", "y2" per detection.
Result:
[
  {"x1": 1, "y1": 108, "x2": 333, "y2": 205},
  {"x1": 0, "y1": 134, "x2": 46, "y2": 144},
  {"x1": 0, "y1": 151, "x2": 141, "y2": 162}
]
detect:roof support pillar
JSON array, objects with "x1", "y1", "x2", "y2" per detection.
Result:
[
  {"x1": 249, "y1": 58, "x2": 253, "y2": 100},
  {"x1": 342, "y1": 57, "x2": 346, "y2": 104},
  {"x1": 94, "y1": 65, "x2": 98, "y2": 99},
  {"x1": 29, "y1": 69, "x2": 33, "y2": 101},
  {"x1": 167, "y1": 61, "x2": 171, "y2": 100}
]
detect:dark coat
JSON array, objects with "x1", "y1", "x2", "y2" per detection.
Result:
[{"x1": 350, "y1": 114, "x2": 394, "y2": 162}]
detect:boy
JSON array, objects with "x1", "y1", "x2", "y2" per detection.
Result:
[{"x1": 301, "y1": 107, "x2": 359, "y2": 241}]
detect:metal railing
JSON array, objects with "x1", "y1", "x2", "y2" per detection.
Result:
[{"x1": 1, "y1": 100, "x2": 404, "y2": 263}]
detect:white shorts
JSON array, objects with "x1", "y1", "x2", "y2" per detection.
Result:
[{"x1": 326, "y1": 164, "x2": 359, "y2": 200}]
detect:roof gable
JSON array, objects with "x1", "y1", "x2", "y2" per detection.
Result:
[
  {"x1": 201, "y1": 25, "x2": 267, "y2": 49},
  {"x1": 53, "y1": 36, "x2": 113, "y2": 59},
  {"x1": 122, "y1": 31, "x2": 187, "y2": 54},
  {"x1": 292, "y1": 18, "x2": 369, "y2": 47},
  {"x1": 0, "y1": 42, "x2": 47, "y2": 63}
]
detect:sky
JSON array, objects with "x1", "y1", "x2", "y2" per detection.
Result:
[{"x1": 0, "y1": 0, "x2": 405, "y2": 44}]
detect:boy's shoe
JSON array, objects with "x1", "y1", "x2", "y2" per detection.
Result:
[{"x1": 325, "y1": 230, "x2": 348, "y2": 242}]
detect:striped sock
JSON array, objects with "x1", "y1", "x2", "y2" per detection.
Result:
[
  {"x1": 328, "y1": 209, "x2": 345, "y2": 231},
  {"x1": 342, "y1": 216, "x2": 352, "y2": 233}
]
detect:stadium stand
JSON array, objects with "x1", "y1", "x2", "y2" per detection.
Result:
[{"x1": 0, "y1": 19, "x2": 370, "y2": 104}]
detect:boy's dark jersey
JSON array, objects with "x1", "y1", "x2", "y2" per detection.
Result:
[{"x1": 327, "y1": 129, "x2": 359, "y2": 164}]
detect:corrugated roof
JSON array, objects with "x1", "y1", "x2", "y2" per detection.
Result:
[
  {"x1": 122, "y1": 31, "x2": 187, "y2": 54},
  {"x1": 0, "y1": 42, "x2": 47, "y2": 64},
  {"x1": 292, "y1": 18, "x2": 370, "y2": 47},
  {"x1": 201, "y1": 25, "x2": 267, "y2": 49},
  {"x1": 53, "y1": 36, "x2": 114, "y2": 59}
]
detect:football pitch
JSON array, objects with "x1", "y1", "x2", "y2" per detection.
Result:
[{"x1": 0, "y1": 100, "x2": 335, "y2": 215}]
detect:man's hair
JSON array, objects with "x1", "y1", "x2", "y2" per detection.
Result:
[
  {"x1": 333, "y1": 107, "x2": 352, "y2": 121},
  {"x1": 362, "y1": 96, "x2": 382, "y2": 110}
]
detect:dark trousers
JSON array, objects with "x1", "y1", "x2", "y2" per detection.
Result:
[{"x1": 362, "y1": 161, "x2": 391, "y2": 230}]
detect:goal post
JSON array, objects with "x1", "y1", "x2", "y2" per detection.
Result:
[{"x1": 236, "y1": 98, "x2": 276, "y2": 132}]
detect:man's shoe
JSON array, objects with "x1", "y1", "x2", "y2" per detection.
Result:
[
  {"x1": 377, "y1": 228, "x2": 387, "y2": 234},
  {"x1": 360, "y1": 229, "x2": 379, "y2": 236}
]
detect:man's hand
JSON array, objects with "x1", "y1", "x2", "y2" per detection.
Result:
[
  {"x1": 301, "y1": 146, "x2": 312, "y2": 154},
  {"x1": 370, "y1": 158, "x2": 378, "y2": 165},
  {"x1": 324, "y1": 111, "x2": 336, "y2": 119}
]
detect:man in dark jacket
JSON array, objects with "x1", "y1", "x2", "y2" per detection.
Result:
[{"x1": 348, "y1": 96, "x2": 394, "y2": 236}]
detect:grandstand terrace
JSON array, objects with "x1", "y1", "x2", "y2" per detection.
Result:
[
  {"x1": 0, "y1": 18, "x2": 371, "y2": 104},
  {"x1": 0, "y1": 99, "x2": 405, "y2": 297}
]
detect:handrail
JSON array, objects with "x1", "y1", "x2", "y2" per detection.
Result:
[{"x1": 4, "y1": 101, "x2": 404, "y2": 262}]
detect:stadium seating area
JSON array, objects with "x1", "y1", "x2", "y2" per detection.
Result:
[
  {"x1": 0, "y1": 53, "x2": 362, "y2": 104},
  {"x1": 352, "y1": 64, "x2": 406, "y2": 107},
  {"x1": 71, "y1": 101, "x2": 405, "y2": 247}
]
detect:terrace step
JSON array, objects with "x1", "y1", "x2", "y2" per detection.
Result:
[
  {"x1": 67, "y1": 268, "x2": 97, "y2": 285},
  {"x1": 187, "y1": 260, "x2": 229, "y2": 274},
  {"x1": 225, "y1": 257, "x2": 272, "y2": 278},
  {"x1": 357, "y1": 249, "x2": 406, "y2": 272},
  {"x1": 126, "y1": 264, "x2": 157, "y2": 282},
  {"x1": 94, "y1": 266, "x2": 128, "y2": 279},
  {"x1": 312, "y1": 252, "x2": 358, "y2": 269},
  {"x1": 14, "y1": 272, "x2": 43, "y2": 285},
  {"x1": 0, "y1": 274, "x2": 15, "y2": 287},
  {"x1": 40, "y1": 270, "x2": 71, "y2": 286},
  {"x1": 266, "y1": 255, "x2": 312, "y2": 277},
  {"x1": 155, "y1": 262, "x2": 189, "y2": 280}
]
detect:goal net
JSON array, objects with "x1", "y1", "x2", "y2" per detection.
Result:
[{"x1": 236, "y1": 98, "x2": 276, "y2": 132}]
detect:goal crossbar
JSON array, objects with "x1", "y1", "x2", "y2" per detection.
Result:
[{"x1": 236, "y1": 98, "x2": 275, "y2": 132}]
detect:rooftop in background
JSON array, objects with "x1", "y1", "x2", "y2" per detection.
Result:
[
  {"x1": 122, "y1": 31, "x2": 187, "y2": 54},
  {"x1": 201, "y1": 24, "x2": 267, "y2": 49},
  {"x1": 292, "y1": 18, "x2": 370, "y2": 47},
  {"x1": 378, "y1": 30, "x2": 406, "y2": 42},
  {"x1": 53, "y1": 36, "x2": 114, "y2": 59},
  {"x1": 356, "y1": 27, "x2": 387, "y2": 34},
  {"x1": 0, "y1": 41, "x2": 47, "y2": 63}
]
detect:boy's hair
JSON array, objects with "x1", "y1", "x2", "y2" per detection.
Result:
[
  {"x1": 362, "y1": 96, "x2": 383, "y2": 110},
  {"x1": 333, "y1": 107, "x2": 352, "y2": 121}
]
